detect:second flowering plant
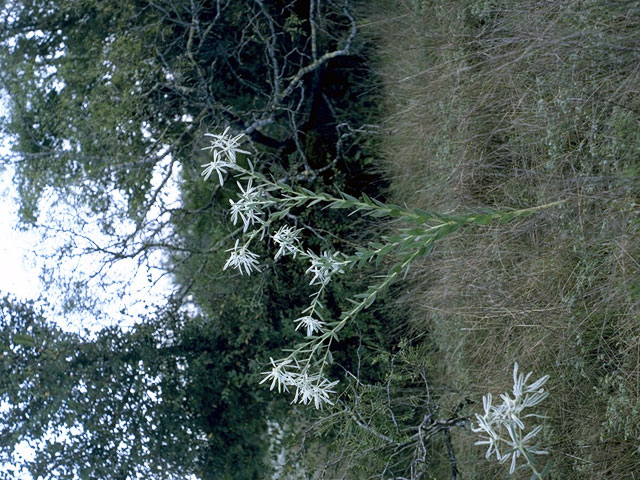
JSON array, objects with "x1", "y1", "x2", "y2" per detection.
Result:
[{"x1": 472, "y1": 363, "x2": 552, "y2": 478}]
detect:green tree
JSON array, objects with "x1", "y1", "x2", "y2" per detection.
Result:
[
  {"x1": 0, "y1": 0, "x2": 391, "y2": 477},
  {"x1": 0, "y1": 0, "x2": 364, "y2": 221},
  {"x1": 0, "y1": 296, "x2": 301, "y2": 479},
  {"x1": 0, "y1": 0, "x2": 378, "y2": 313}
]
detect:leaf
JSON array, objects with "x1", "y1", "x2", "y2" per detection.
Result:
[
  {"x1": 363, "y1": 292, "x2": 377, "y2": 309},
  {"x1": 413, "y1": 208, "x2": 436, "y2": 219},
  {"x1": 433, "y1": 222, "x2": 462, "y2": 240},
  {"x1": 386, "y1": 235, "x2": 405, "y2": 244},
  {"x1": 389, "y1": 263, "x2": 403, "y2": 275},
  {"x1": 539, "y1": 460, "x2": 553, "y2": 478},
  {"x1": 470, "y1": 213, "x2": 496, "y2": 225},
  {"x1": 522, "y1": 449, "x2": 539, "y2": 468},
  {"x1": 13, "y1": 334, "x2": 36, "y2": 347},
  {"x1": 397, "y1": 237, "x2": 417, "y2": 254},
  {"x1": 326, "y1": 350, "x2": 333, "y2": 365},
  {"x1": 498, "y1": 212, "x2": 517, "y2": 223},
  {"x1": 416, "y1": 241, "x2": 434, "y2": 258},
  {"x1": 342, "y1": 192, "x2": 357, "y2": 202},
  {"x1": 367, "y1": 209, "x2": 388, "y2": 218}
]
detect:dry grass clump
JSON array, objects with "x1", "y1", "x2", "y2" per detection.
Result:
[{"x1": 366, "y1": 0, "x2": 640, "y2": 478}]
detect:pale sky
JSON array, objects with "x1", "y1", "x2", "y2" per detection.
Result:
[
  {"x1": 0, "y1": 93, "x2": 179, "y2": 332},
  {"x1": 0, "y1": 152, "x2": 177, "y2": 333},
  {"x1": 0, "y1": 95, "x2": 184, "y2": 478},
  {"x1": 0, "y1": 137, "x2": 41, "y2": 301},
  {"x1": 0, "y1": 130, "x2": 40, "y2": 480}
]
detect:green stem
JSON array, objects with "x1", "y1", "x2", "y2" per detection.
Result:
[{"x1": 518, "y1": 445, "x2": 544, "y2": 479}]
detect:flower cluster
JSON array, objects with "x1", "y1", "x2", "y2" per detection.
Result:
[
  {"x1": 305, "y1": 251, "x2": 348, "y2": 286},
  {"x1": 223, "y1": 239, "x2": 261, "y2": 275},
  {"x1": 294, "y1": 314, "x2": 326, "y2": 337},
  {"x1": 201, "y1": 128, "x2": 350, "y2": 408},
  {"x1": 201, "y1": 126, "x2": 250, "y2": 185},
  {"x1": 272, "y1": 225, "x2": 302, "y2": 260},
  {"x1": 260, "y1": 357, "x2": 339, "y2": 409},
  {"x1": 229, "y1": 179, "x2": 269, "y2": 232},
  {"x1": 472, "y1": 363, "x2": 550, "y2": 476}
]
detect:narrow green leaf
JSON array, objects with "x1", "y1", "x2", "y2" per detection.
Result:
[
  {"x1": 540, "y1": 460, "x2": 553, "y2": 478},
  {"x1": 413, "y1": 208, "x2": 435, "y2": 219},
  {"x1": 13, "y1": 334, "x2": 36, "y2": 347},
  {"x1": 523, "y1": 449, "x2": 538, "y2": 468},
  {"x1": 498, "y1": 212, "x2": 517, "y2": 223},
  {"x1": 342, "y1": 193, "x2": 357, "y2": 202},
  {"x1": 397, "y1": 238, "x2": 417, "y2": 254},
  {"x1": 389, "y1": 263, "x2": 403, "y2": 275},
  {"x1": 433, "y1": 223, "x2": 462, "y2": 240},
  {"x1": 367, "y1": 209, "x2": 387, "y2": 218},
  {"x1": 416, "y1": 241, "x2": 434, "y2": 258},
  {"x1": 363, "y1": 293, "x2": 376, "y2": 309},
  {"x1": 386, "y1": 235, "x2": 404, "y2": 244},
  {"x1": 470, "y1": 213, "x2": 495, "y2": 225}
]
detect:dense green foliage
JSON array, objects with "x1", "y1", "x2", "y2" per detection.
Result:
[
  {"x1": 0, "y1": 0, "x2": 395, "y2": 478},
  {"x1": 0, "y1": 296, "x2": 305, "y2": 479}
]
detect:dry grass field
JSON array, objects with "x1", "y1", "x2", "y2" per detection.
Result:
[{"x1": 364, "y1": 0, "x2": 640, "y2": 477}]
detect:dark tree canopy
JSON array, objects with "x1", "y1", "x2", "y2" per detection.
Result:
[
  {"x1": 0, "y1": 295, "x2": 304, "y2": 480},
  {"x1": 0, "y1": 0, "x2": 389, "y2": 478},
  {"x1": 0, "y1": 0, "x2": 366, "y2": 225},
  {"x1": 0, "y1": 0, "x2": 381, "y2": 310}
]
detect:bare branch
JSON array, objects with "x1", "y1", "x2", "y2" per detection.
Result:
[{"x1": 278, "y1": 6, "x2": 357, "y2": 102}]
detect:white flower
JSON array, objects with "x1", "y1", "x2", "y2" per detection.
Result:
[
  {"x1": 291, "y1": 373, "x2": 338, "y2": 409},
  {"x1": 272, "y1": 225, "x2": 302, "y2": 260},
  {"x1": 229, "y1": 179, "x2": 266, "y2": 232},
  {"x1": 201, "y1": 149, "x2": 233, "y2": 185},
  {"x1": 293, "y1": 315, "x2": 326, "y2": 337},
  {"x1": 472, "y1": 393, "x2": 503, "y2": 460},
  {"x1": 223, "y1": 240, "x2": 261, "y2": 275},
  {"x1": 260, "y1": 357, "x2": 297, "y2": 393},
  {"x1": 308, "y1": 377, "x2": 339, "y2": 409},
  {"x1": 305, "y1": 251, "x2": 347, "y2": 286},
  {"x1": 203, "y1": 126, "x2": 250, "y2": 163},
  {"x1": 472, "y1": 363, "x2": 550, "y2": 475}
]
